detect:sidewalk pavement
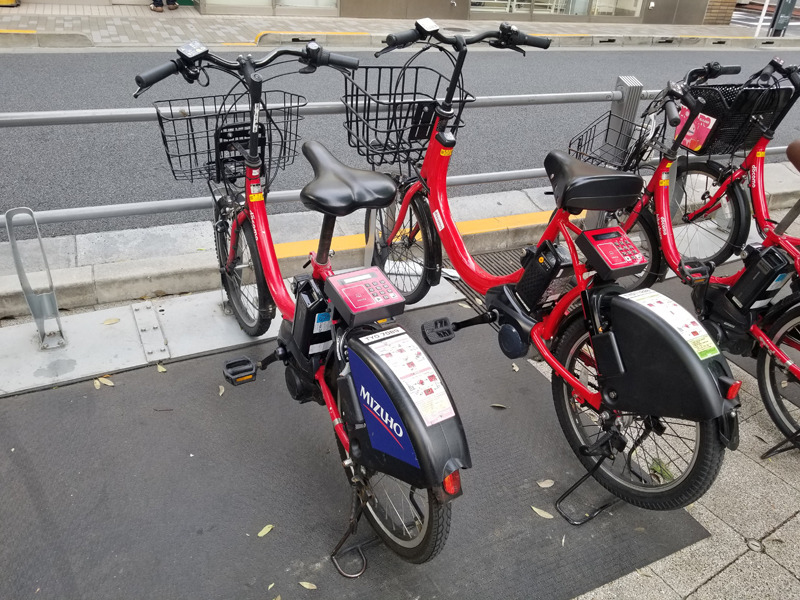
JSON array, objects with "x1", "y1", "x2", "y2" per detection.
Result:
[
  {"x1": 3, "y1": 2, "x2": 800, "y2": 49},
  {"x1": 2, "y1": 4, "x2": 800, "y2": 600}
]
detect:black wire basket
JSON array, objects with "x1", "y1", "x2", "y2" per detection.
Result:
[
  {"x1": 342, "y1": 65, "x2": 475, "y2": 177},
  {"x1": 154, "y1": 91, "x2": 307, "y2": 183},
  {"x1": 680, "y1": 83, "x2": 796, "y2": 156},
  {"x1": 568, "y1": 111, "x2": 644, "y2": 170}
]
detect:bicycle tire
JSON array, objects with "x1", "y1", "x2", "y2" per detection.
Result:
[
  {"x1": 757, "y1": 303, "x2": 800, "y2": 439},
  {"x1": 672, "y1": 160, "x2": 750, "y2": 266},
  {"x1": 587, "y1": 207, "x2": 663, "y2": 291},
  {"x1": 214, "y1": 208, "x2": 274, "y2": 336},
  {"x1": 366, "y1": 191, "x2": 441, "y2": 305},
  {"x1": 551, "y1": 318, "x2": 726, "y2": 510},
  {"x1": 335, "y1": 437, "x2": 451, "y2": 563}
]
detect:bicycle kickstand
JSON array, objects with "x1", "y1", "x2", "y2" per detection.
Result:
[
  {"x1": 760, "y1": 427, "x2": 800, "y2": 460},
  {"x1": 330, "y1": 485, "x2": 379, "y2": 578},
  {"x1": 555, "y1": 432, "x2": 622, "y2": 526}
]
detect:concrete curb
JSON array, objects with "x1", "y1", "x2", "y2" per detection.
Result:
[{"x1": 0, "y1": 31, "x2": 93, "y2": 48}]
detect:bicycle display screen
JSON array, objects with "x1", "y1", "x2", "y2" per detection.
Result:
[
  {"x1": 576, "y1": 226, "x2": 649, "y2": 280},
  {"x1": 324, "y1": 266, "x2": 406, "y2": 327}
]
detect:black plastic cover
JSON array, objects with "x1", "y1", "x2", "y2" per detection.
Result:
[{"x1": 595, "y1": 290, "x2": 737, "y2": 421}]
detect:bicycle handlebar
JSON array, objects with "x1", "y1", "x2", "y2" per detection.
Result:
[
  {"x1": 134, "y1": 40, "x2": 358, "y2": 97},
  {"x1": 380, "y1": 18, "x2": 550, "y2": 55}
]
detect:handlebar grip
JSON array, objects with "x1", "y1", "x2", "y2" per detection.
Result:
[
  {"x1": 790, "y1": 70, "x2": 800, "y2": 90},
  {"x1": 759, "y1": 64, "x2": 777, "y2": 84},
  {"x1": 320, "y1": 50, "x2": 359, "y2": 70},
  {"x1": 135, "y1": 60, "x2": 180, "y2": 88},
  {"x1": 665, "y1": 99, "x2": 681, "y2": 127},
  {"x1": 510, "y1": 30, "x2": 551, "y2": 49},
  {"x1": 385, "y1": 28, "x2": 422, "y2": 47},
  {"x1": 719, "y1": 65, "x2": 741, "y2": 76}
]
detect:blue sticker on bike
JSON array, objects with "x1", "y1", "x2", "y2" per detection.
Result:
[{"x1": 349, "y1": 353, "x2": 420, "y2": 468}]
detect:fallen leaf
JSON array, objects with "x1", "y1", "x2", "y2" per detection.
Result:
[
  {"x1": 531, "y1": 506, "x2": 554, "y2": 519},
  {"x1": 275, "y1": 596, "x2": 281, "y2": 600},
  {"x1": 98, "y1": 377, "x2": 114, "y2": 387},
  {"x1": 258, "y1": 524, "x2": 274, "y2": 537},
  {"x1": 157, "y1": 364, "x2": 167, "y2": 373},
  {"x1": 219, "y1": 385, "x2": 225, "y2": 397},
  {"x1": 458, "y1": 302, "x2": 470, "y2": 309},
  {"x1": 102, "y1": 318, "x2": 120, "y2": 325},
  {"x1": 561, "y1": 534, "x2": 565, "y2": 547},
  {"x1": 635, "y1": 526, "x2": 646, "y2": 532},
  {"x1": 197, "y1": 248, "x2": 206, "y2": 251},
  {"x1": 511, "y1": 363, "x2": 519, "y2": 372},
  {"x1": 490, "y1": 403, "x2": 507, "y2": 409},
  {"x1": 636, "y1": 568, "x2": 652, "y2": 578},
  {"x1": 268, "y1": 583, "x2": 275, "y2": 590},
  {"x1": 298, "y1": 582, "x2": 317, "y2": 590},
  {"x1": 537, "y1": 479, "x2": 554, "y2": 488},
  {"x1": 93, "y1": 379, "x2": 101, "y2": 390},
  {"x1": 473, "y1": 296, "x2": 484, "y2": 306}
]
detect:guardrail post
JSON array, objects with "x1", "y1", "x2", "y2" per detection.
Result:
[
  {"x1": 606, "y1": 75, "x2": 644, "y2": 166},
  {"x1": 4, "y1": 208, "x2": 66, "y2": 349}
]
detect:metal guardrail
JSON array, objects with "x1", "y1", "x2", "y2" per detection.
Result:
[{"x1": 0, "y1": 85, "x2": 791, "y2": 228}]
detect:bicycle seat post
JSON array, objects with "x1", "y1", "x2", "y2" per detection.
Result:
[{"x1": 316, "y1": 214, "x2": 336, "y2": 267}]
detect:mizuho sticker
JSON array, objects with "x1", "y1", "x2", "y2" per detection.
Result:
[
  {"x1": 250, "y1": 193, "x2": 264, "y2": 203},
  {"x1": 440, "y1": 149, "x2": 453, "y2": 157}
]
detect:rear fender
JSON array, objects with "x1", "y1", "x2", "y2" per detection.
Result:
[
  {"x1": 590, "y1": 287, "x2": 739, "y2": 422},
  {"x1": 343, "y1": 325, "x2": 470, "y2": 502}
]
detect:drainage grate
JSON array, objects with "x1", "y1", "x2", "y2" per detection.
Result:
[{"x1": 444, "y1": 248, "x2": 524, "y2": 329}]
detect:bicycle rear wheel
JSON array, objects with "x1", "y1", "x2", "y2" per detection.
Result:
[
  {"x1": 757, "y1": 303, "x2": 800, "y2": 439},
  {"x1": 551, "y1": 319, "x2": 725, "y2": 510},
  {"x1": 366, "y1": 191, "x2": 440, "y2": 305},
  {"x1": 214, "y1": 203, "x2": 274, "y2": 336},
  {"x1": 672, "y1": 161, "x2": 750, "y2": 266}
]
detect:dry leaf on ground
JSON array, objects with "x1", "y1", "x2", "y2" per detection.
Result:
[
  {"x1": 531, "y1": 506, "x2": 554, "y2": 519},
  {"x1": 490, "y1": 403, "x2": 507, "y2": 409},
  {"x1": 257, "y1": 524, "x2": 274, "y2": 537},
  {"x1": 93, "y1": 379, "x2": 101, "y2": 390},
  {"x1": 102, "y1": 318, "x2": 120, "y2": 325},
  {"x1": 537, "y1": 479, "x2": 554, "y2": 488},
  {"x1": 299, "y1": 582, "x2": 317, "y2": 590},
  {"x1": 157, "y1": 364, "x2": 167, "y2": 373},
  {"x1": 98, "y1": 377, "x2": 114, "y2": 387},
  {"x1": 218, "y1": 385, "x2": 225, "y2": 397},
  {"x1": 511, "y1": 363, "x2": 519, "y2": 372}
]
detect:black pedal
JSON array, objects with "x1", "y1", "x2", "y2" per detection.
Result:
[
  {"x1": 680, "y1": 260, "x2": 712, "y2": 287},
  {"x1": 223, "y1": 357, "x2": 257, "y2": 386},
  {"x1": 421, "y1": 318, "x2": 456, "y2": 344}
]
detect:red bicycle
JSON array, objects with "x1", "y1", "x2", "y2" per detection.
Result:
[
  {"x1": 136, "y1": 40, "x2": 472, "y2": 575},
  {"x1": 578, "y1": 61, "x2": 800, "y2": 443},
  {"x1": 345, "y1": 19, "x2": 742, "y2": 516}
]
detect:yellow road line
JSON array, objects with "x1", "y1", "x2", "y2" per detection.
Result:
[
  {"x1": 274, "y1": 210, "x2": 581, "y2": 259},
  {"x1": 0, "y1": 29, "x2": 36, "y2": 34}
]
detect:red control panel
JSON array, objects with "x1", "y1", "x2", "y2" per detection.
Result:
[
  {"x1": 324, "y1": 266, "x2": 406, "y2": 327},
  {"x1": 575, "y1": 226, "x2": 649, "y2": 280}
]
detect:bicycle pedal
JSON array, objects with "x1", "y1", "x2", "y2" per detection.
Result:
[
  {"x1": 223, "y1": 357, "x2": 257, "y2": 386},
  {"x1": 421, "y1": 318, "x2": 456, "y2": 345}
]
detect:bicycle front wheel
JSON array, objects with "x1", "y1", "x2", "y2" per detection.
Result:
[
  {"x1": 214, "y1": 209, "x2": 274, "y2": 336},
  {"x1": 672, "y1": 161, "x2": 750, "y2": 266},
  {"x1": 757, "y1": 303, "x2": 800, "y2": 439},
  {"x1": 366, "y1": 192, "x2": 440, "y2": 305},
  {"x1": 551, "y1": 319, "x2": 725, "y2": 510}
]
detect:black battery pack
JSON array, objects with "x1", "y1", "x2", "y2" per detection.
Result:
[
  {"x1": 515, "y1": 241, "x2": 572, "y2": 310},
  {"x1": 292, "y1": 275, "x2": 333, "y2": 356},
  {"x1": 727, "y1": 245, "x2": 792, "y2": 312}
]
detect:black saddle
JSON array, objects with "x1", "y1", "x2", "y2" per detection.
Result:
[
  {"x1": 299, "y1": 141, "x2": 397, "y2": 217},
  {"x1": 544, "y1": 150, "x2": 643, "y2": 214}
]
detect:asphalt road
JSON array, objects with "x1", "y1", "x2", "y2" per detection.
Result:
[{"x1": 2, "y1": 46, "x2": 800, "y2": 239}]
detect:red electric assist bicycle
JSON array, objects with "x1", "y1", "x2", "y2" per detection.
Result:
[
  {"x1": 578, "y1": 62, "x2": 800, "y2": 448},
  {"x1": 345, "y1": 19, "x2": 742, "y2": 519},
  {"x1": 135, "y1": 41, "x2": 472, "y2": 576}
]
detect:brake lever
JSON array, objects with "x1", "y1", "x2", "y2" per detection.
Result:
[
  {"x1": 133, "y1": 85, "x2": 151, "y2": 99},
  {"x1": 488, "y1": 39, "x2": 525, "y2": 56},
  {"x1": 299, "y1": 63, "x2": 317, "y2": 74}
]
